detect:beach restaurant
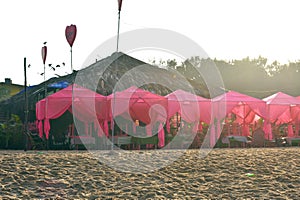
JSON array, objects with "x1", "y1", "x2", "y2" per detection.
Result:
[{"x1": 35, "y1": 83, "x2": 300, "y2": 150}]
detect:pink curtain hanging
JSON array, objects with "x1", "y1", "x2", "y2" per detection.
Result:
[
  {"x1": 38, "y1": 120, "x2": 43, "y2": 138},
  {"x1": 103, "y1": 120, "x2": 109, "y2": 137},
  {"x1": 94, "y1": 120, "x2": 104, "y2": 137},
  {"x1": 44, "y1": 119, "x2": 51, "y2": 139},
  {"x1": 36, "y1": 84, "x2": 108, "y2": 139},
  {"x1": 166, "y1": 120, "x2": 171, "y2": 133},
  {"x1": 158, "y1": 123, "x2": 165, "y2": 148},
  {"x1": 263, "y1": 121, "x2": 272, "y2": 140}
]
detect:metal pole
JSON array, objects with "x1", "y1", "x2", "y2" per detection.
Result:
[
  {"x1": 24, "y1": 57, "x2": 28, "y2": 151},
  {"x1": 117, "y1": 10, "x2": 121, "y2": 52},
  {"x1": 111, "y1": 88, "x2": 116, "y2": 150},
  {"x1": 43, "y1": 63, "x2": 48, "y2": 149},
  {"x1": 43, "y1": 64, "x2": 47, "y2": 97},
  {"x1": 70, "y1": 47, "x2": 73, "y2": 72}
]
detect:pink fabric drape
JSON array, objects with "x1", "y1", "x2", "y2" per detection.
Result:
[
  {"x1": 165, "y1": 90, "x2": 211, "y2": 125},
  {"x1": 35, "y1": 84, "x2": 108, "y2": 139},
  {"x1": 158, "y1": 123, "x2": 165, "y2": 148},
  {"x1": 264, "y1": 92, "x2": 300, "y2": 124},
  {"x1": 103, "y1": 120, "x2": 109, "y2": 137},
  {"x1": 108, "y1": 86, "x2": 167, "y2": 126},
  {"x1": 263, "y1": 121, "x2": 272, "y2": 140},
  {"x1": 213, "y1": 91, "x2": 267, "y2": 124},
  {"x1": 44, "y1": 119, "x2": 50, "y2": 139},
  {"x1": 166, "y1": 120, "x2": 170, "y2": 133},
  {"x1": 38, "y1": 120, "x2": 43, "y2": 138},
  {"x1": 94, "y1": 120, "x2": 104, "y2": 137}
]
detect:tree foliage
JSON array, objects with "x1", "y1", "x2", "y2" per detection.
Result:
[
  {"x1": 159, "y1": 56, "x2": 300, "y2": 99},
  {"x1": 0, "y1": 114, "x2": 23, "y2": 149}
]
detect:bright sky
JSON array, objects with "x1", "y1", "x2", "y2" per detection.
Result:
[{"x1": 1, "y1": 0, "x2": 300, "y2": 86}]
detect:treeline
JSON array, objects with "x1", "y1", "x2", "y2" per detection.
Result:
[{"x1": 156, "y1": 56, "x2": 300, "y2": 99}]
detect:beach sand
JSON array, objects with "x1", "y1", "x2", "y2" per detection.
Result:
[{"x1": 0, "y1": 147, "x2": 299, "y2": 199}]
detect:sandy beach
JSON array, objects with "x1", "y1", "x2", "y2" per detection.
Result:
[{"x1": 0, "y1": 147, "x2": 299, "y2": 199}]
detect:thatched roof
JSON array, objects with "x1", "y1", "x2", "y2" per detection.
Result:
[{"x1": 0, "y1": 52, "x2": 209, "y2": 121}]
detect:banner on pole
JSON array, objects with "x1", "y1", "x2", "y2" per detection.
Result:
[
  {"x1": 65, "y1": 24, "x2": 77, "y2": 47},
  {"x1": 118, "y1": 0, "x2": 123, "y2": 11},
  {"x1": 41, "y1": 46, "x2": 47, "y2": 65}
]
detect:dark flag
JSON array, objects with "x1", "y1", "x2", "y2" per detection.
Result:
[
  {"x1": 41, "y1": 46, "x2": 47, "y2": 64},
  {"x1": 118, "y1": 0, "x2": 123, "y2": 12},
  {"x1": 65, "y1": 24, "x2": 77, "y2": 47}
]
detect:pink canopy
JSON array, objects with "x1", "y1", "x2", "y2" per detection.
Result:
[
  {"x1": 36, "y1": 84, "x2": 108, "y2": 139},
  {"x1": 212, "y1": 90, "x2": 267, "y2": 122},
  {"x1": 107, "y1": 86, "x2": 167, "y2": 125},
  {"x1": 211, "y1": 91, "x2": 267, "y2": 142},
  {"x1": 107, "y1": 86, "x2": 167, "y2": 147},
  {"x1": 165, "y1": 89, "x2": 211, "y2": 124},
  {"x1": 262, "y1": 92, "x2": 300, "y2": 139},
  {"x1": 263, "y1": 92, "x2": 300, "y2": 124}
]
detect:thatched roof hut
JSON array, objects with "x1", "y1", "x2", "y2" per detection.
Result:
[{"x1": 0, "y1": 52, "x2": 209, "y2": 122}]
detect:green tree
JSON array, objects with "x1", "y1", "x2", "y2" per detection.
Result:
[{"x1": 0, "y1": 114, "x2": 23, "y2": 149}]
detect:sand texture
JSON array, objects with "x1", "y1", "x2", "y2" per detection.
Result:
[{"x1": 0, "y1": 147, "x2": 299, "y2": 199}]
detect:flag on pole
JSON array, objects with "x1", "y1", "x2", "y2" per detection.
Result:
[
  {"x1": 65, "y1": 24, "x2": 77, "y2": 47},
  {"x1": 118, "y1": 0, "x2": 123, "y2": 12},
  {"x1": 41, "y1": 46, "x2": 47, "y2": 65}
]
